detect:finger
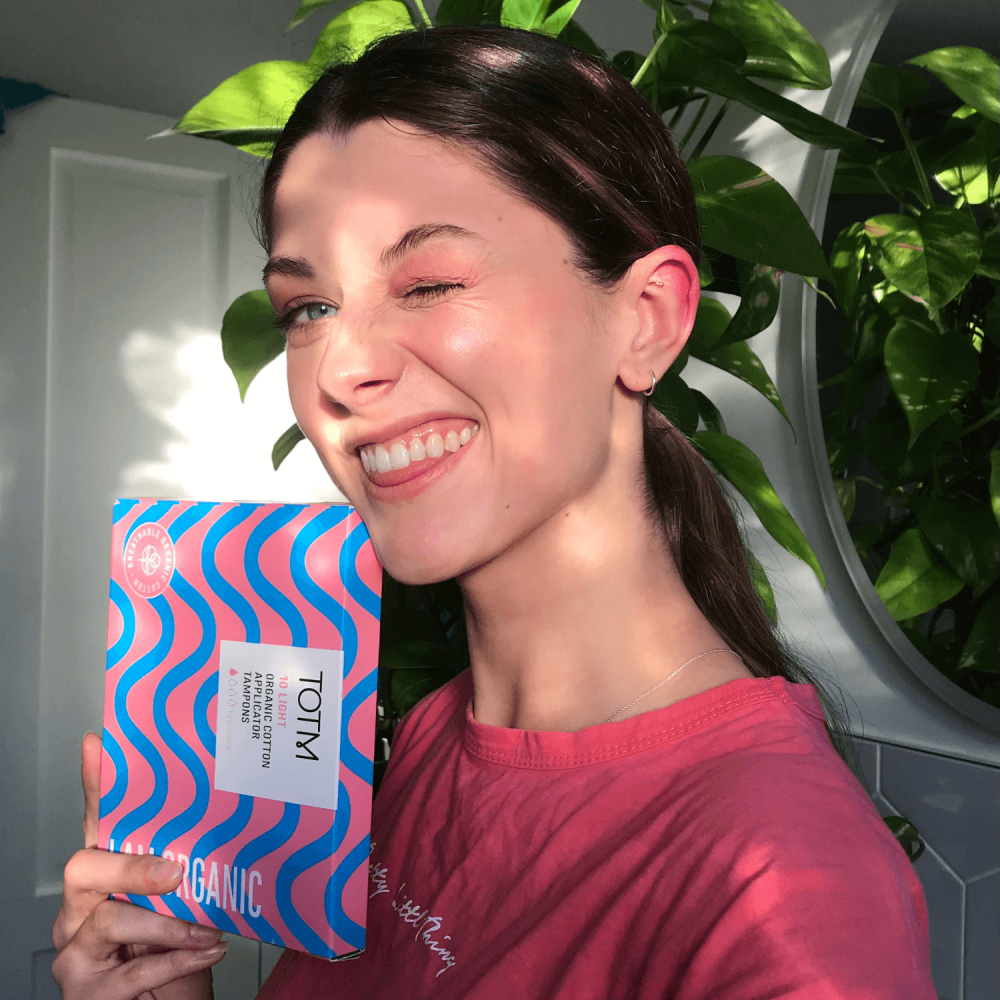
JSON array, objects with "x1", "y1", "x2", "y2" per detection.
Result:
[
  {"x1": 81, "y1": 731, "x2": 103, "y2": 849},
  {"x1": 76, "y1": 899, "x2": 223, "y2": 960},
  {"x1": 58, "y1": 849, "x2": 185, "y2": 944},
  {"x1": 53, "y1": 939, "x2": 225, "y2": 1000}
]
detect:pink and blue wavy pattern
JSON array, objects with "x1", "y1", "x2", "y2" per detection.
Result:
[{"x1": 98, "y1": 500, "x2": 380, "y2": 957}]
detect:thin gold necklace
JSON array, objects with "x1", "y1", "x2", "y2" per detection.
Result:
[{"x1": 605, "y1": 649, "x2": 743, "y2": 723}]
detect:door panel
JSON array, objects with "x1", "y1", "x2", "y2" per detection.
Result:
[{"x1": 0, "y1": 94, "x2": 336, "y2": 998}]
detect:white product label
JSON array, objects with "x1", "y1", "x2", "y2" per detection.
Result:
[{"x1": 214, "y1": 640, "x2": 343, "y2": 811}]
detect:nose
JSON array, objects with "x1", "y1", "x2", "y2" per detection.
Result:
[{"x1": 314, "y1": 309, "x2": 404, "y2": 409}]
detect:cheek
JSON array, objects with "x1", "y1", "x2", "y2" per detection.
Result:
[{"x1": 440, "y1": 319, "x2": 493, "y2": 360}]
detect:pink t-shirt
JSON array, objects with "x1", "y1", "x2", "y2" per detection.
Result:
[{"x1": 258, "y1": 672, "x2": 935, "y2": 999}]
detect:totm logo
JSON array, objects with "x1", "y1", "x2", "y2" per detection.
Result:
[{"x1": 123, "y1": 523, "x2": 175, "y2": 599}]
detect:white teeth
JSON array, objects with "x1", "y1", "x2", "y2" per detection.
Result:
[
  {"x1": 363, "y1": 424, "x2": 480, "y2": 475},
  {"x1": 389, "y1": 442, "x2": 410, "y2": 470}
]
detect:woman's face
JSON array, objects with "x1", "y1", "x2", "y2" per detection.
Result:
[{"x1": 267, "y1": 120, "x2": 644, "y2": 583}]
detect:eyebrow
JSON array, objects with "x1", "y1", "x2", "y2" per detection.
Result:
[
  {"x1": 262, "y1": 223, "x2": 482, "y2": 285},
  {"x1": 378, "y1": 223, "x2": 482, "y2": 269},
  {"x1": 261, "y1": 256, "x2": 315, "y2": 285}
]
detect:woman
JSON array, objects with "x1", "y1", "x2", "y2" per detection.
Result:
[{"x1": 52, "y1": 25, "x2": 935, "y2": 1000}]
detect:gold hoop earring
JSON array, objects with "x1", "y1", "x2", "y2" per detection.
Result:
[{"x1": 643, "y1": 370, "x2": 657, "y2": 396}]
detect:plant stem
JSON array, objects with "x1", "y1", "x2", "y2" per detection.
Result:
[
  {"x1": 413, "y1": 0, "x2": 432, "y2": 27},
  {"x1": 667, "y1": 99, "x2": 687, "y2": 132},
  {"x1": 678, "y1": 95, "x2": 711, "y2": 153},
  {"x1": 632, "y1": 31, "x2": 669, "y2": 89},
  {"x1": 892, "y1": 109, "x2": 933, "y2": 210},
  {"x1": 690, "y1": 99, "x2": 730, "y2": 159},
  {"x1": 957, "y1": 407, "x2": 1000, "y2": 439}
]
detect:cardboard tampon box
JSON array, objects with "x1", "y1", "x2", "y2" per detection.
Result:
[{"x1": 98, "y1": 498, "x2": 381, "y2": 959}]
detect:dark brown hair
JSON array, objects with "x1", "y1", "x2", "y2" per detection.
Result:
[{"x1": 259, "y1": 24, "x2": 854, "y2": 764}]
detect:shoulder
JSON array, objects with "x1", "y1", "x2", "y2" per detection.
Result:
[
  {"x1": 669, "y1": 678, "x2": 888, "y2": 859},
  {"x1": 654, "y1": 680, "x2": 934, "y2": 997}
]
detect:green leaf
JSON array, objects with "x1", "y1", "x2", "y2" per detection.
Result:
[
  {"x1": 557, "y1": 17, "x2": 604, "y2": 57},
  {"x1": 692, "y1": 431, "x2": 825, "y2": 586},
  {"x1": 851, "y1": 522, "x2": 884, "y2": 560},
  {"x1": 653, "y1": 0, "x2": 681, "y2": 40},
  {"x1": 833, "y1": 477, "x2": 856, "y2": 522},
  {"x1": 272, "y1": 423, "x2": 306, "y2": 470},
  {"x1": 657, "y1": 28, "x2": 866, "y2": 150},
  {"x1": 862, "y1": 405, "x2": 910, "y2": 482},
  {"x1": 692, "y1": 388, "x2": 726, "y2": 434},
  {"x1": 717, "y1": 261, "x2": 781, "y2": 345},
  {"x1": 874, "y1": 528, "x2": 964, "y2": 620},
  {"x1": 915, "y1": 497, "x2": 1000, "y2": 591},
  {"x1": 883, "y1": 317, "x2": 979, "y2": 446},
  {"x1": 309, "y1": 0, "x2": 414, "y2": 68},
  {"x1": 666, "y1": 21, "x2": 747, "y2": 67},
  {"x1": 689, "y1": 339, "x2": 790, "y2": 423},
  {"x1": 435, "y1": 0, "x2": 504, "y2": 24},
  {"x1": 390, "y1": 667, "x2": 455, "y2": 716},
  {"x1": 830, "y1": 222, "x2": 868, "y2": 316},
  {"x1": 990, "y1": 449, "x2": 1000, "y2": 526},
  {"x1": 855, "y1": 62, "x2": 928, "y2": 112},
  {"x1": 221, "y1": 290, "x2": 286, "y2": 402},
  {"x1": 287, "y1": 0, "x2": 340, "y2": 31},
  {"x1": 650, "y1": 370, "x2": 699, "y2": 437},
  {"x1": 379, "y1": 604, "x2": 457, "y2": 669},
  {"x1": 957, "y1": 594, "x2": 1000, "y2": 672},
  {"x1": 907, "y1": 47, "x2": 1000, "y2": 123},
  {"x1": 746, "y1": 551, "x2": 777, "y2": 624},
  {"x1": 864, "y1": 208, "x2": 982, "y2": 310},
  {"x1": 708, "y1": 0, "x2": 831, "y2": 89},
  {"x1": 541, "y1": 0, "x2": 582, "y2": 37},
  {"x1": 500, "y1": 0, "x2": 548, "y2": 29},
  {"x1": 172, "y1": 61, "x2": 316, "y2": 155},
  {"x1": 873, "y1": 150, "x2": 928, "y2": 203},
  {"x1": 933, "y1": 136, "x2": 993, "y2": 206},
  {"x1": 689, "y1": 295, "x2": 731, "y2": 353},
  {"x1": 977, "y1": 227, "x2": 999, "y2": 281},
  {"x1": 831, "y1": 150, "x2": 884, "y2": 196},
  {"x1": 883, "y1": 816, "x2": 924, "y2": 863},
  {"x1": 689, "y1": 156, "x2": 831, "y2": 278}
]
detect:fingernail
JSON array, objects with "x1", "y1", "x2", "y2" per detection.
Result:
[
  {"x1": 149, "y1": 858, "x2": 183, "y2": 881},
  {"x1": 189, "y1": 923, "x2": 221, "y2": 944},
  {"x1": 197, "y1": 943, "x2": 227, "y2": 960}
]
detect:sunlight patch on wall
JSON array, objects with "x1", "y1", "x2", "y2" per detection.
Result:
[{"x1": 117, "y1": 323, "x2": 344, "y2": 503}]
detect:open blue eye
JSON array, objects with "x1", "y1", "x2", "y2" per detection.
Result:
[
  {"x1": 298, "y1": 303, "x2": 338, "y2": 322},
  {"x1": 277, "y1": 301, "x2": 339, "y2": 332}
]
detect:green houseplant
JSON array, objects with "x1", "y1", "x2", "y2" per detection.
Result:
[{"x1": 823, "y1": 48, "x2": 1000, "y2": 708}]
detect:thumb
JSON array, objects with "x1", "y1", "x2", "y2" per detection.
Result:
[{"x1": 81, "y1": 731, "x2": 103, "y2": 849}]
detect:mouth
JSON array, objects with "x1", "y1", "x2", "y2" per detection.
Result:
[{"x1": 358, "y1": 417, "x2": 480, "y2": 490}]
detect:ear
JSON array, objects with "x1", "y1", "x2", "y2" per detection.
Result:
[{"x1": 616, "y1": 245, "x2": 701, "y2": 395}]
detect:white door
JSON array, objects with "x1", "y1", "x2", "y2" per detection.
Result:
[{"x1": 0, "y1": 93, "x2": 338, "y2": 999}]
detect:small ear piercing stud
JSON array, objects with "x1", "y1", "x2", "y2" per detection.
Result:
[{"x1": 651, "y1": 280, "x2": 664, "y2": 286}]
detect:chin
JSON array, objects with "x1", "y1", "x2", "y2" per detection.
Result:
[{"x1": 369, "y1": 533, "x2": 470, "y2": 587}]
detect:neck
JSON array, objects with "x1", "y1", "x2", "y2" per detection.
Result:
[{"x1": 458, "y1": 475, "x2": 732, "y2": 733}]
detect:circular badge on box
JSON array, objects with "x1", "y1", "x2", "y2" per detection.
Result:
[{"x1": 123, "y1": 523, "x2": 175, "y2": 599}]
